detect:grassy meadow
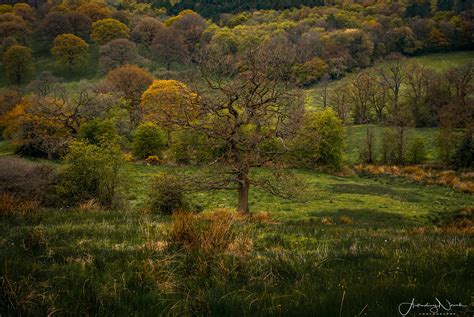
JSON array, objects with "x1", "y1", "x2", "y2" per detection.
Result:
[
  {"x1": 1, "y1": 149, "x2": 473, "y2": 316},
  {"x1": 305, "y1": 51, "x2": 474, "y2": 108}
]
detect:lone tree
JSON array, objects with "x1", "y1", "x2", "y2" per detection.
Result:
[
  {"x1": 142, "y1": 44, "x2": 305, "y2": 213},
  {"x1": 51, "y1": 34, "x2": 89, "y2": 71}
]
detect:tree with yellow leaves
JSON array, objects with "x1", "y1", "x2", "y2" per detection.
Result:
[
  {"x1": 51, "y1": 34, "x2": 89, "y2": 71},
  {"x1": 141, "y1": 79, "x2": 199, "y2": 127},
  {"x1": 91, "y1": 18, "x2": 129, "y2": 45}
]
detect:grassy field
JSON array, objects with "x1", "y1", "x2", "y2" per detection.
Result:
[
  {"x1": 345, "y1": 125, "x2": 439, "y2": 164},
  {"x1": 1, "y1": 159, "x2": 473, "y2": 316},
  {"x1": 305, "y1": 51, "x2": 474, "y2": 108}
]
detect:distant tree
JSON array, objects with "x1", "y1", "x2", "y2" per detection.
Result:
[
  {"x1": 142, "y1": 79, "x2": 199, "y2": 142},
  {"x1": 171, "y1": 11, "x2": 207, "y2": 56},
  {"x1": 292, "y1": 57, "x2": 327, "y2": 86},
  {"x1": 348, "y1": 72, "x2": 375, "y2": 124},
  {"x1": 406, "y1": 137, "x2": 427, "y2": 164},
  {"x1": 429, "y1": 28, "x2": 450, "y2": 50},
  {"x1": 359, "y1": 125, "x2": 377, "y2": 164},
  {"x1": 132, "y1": 122, "x2": 167, "y2": 159},
  {"x1": 329, "y1": 85, "x2": 351, "y2": 124},
  {"x1": 384, "y1": 27, "x2": 418, "y2": 55},
  {"x1": 66, "y1": 11, "x2": 91, "y2": 38},
  {"x1": 151, "y1": 27, "x2": 187, "y2": 70},
  {"x1": 40, "y1": 11, "x2": 72, "y2": 39},
  {"x1": 91, "y1": 18, "x2": 129, "y2": 45},
  {"x1": 404, "y1": 0, "x2": 431, "y2": 18},
  {"x1": 0, "y1": 13, "x2": 31, "y2": 42},
  {"x1": 77, "y1": 2, "x2": 112, "y2": 22},
  {"x1": 3, "y1": 45, "x2": 33, "y2": 85},
  {"x1": 405, "y1": 62, "x2": 432, "y2": 126},
  {"x1": 78, "y1": 118, "x2": 118, "y2": 146},
  {"x1": 131, "y1": 17, "x2": 164, "y2": 47},
  {"x1": 291, "y1": 108, "x2": 345, "y2": 169},
  {"x1": 106, "y1": 65, "x2": 153, "y2": 126},
  {"x1": 379, "y1": 55, "x2": 413, "y2": 164},
  {"x1": 99, "y1": 39, "x2": 139, "y2": 72},
  {"x1": 51, "y1": 34, "x2": 89, "y2": 71},
  {"x1": 13, "y1": 3, "x2": 37, "y2": 27}
]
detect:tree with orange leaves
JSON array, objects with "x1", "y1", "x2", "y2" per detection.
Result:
[{"x1": 106, "y1": 65, "x2": 153, "y2": 127}]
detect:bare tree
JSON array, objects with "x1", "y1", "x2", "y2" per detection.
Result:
[
  {"x1": 378, "y1": 55, "x2": 412, "y2": 164},
  {"x1": 146, "y1": 44, "x2": 305, "y2": 213}
]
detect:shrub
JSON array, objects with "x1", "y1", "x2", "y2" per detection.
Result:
[
  {"x1": 132, "y1": 122, "x2": 166, "y2": 160},
  {"x1": 406, "y1": 137, "x2": 426, "y2": 164},
  {"x1": 58, "y1": 140, "x2": 123, "y2": 208},
  {"x1": 0, "y1": 193, "x2": 40, "y2": 219},
  {"x1": 149, "y1": 174, "x2": 199, "y2": 214},
  {"x1": 380, "y1": 127, "x2": 412, "y2": 165},
  {"x1": 0, "y1": 157, "x2": 57, "y2": 205},
  {"x1": 170, "y1": 130, "x2": 226, "y2": 165},
  {"x1": 451, "y1": 134, "x2": 473, "y2": 169},
  {"x1": 78, "y1": 118, "x2": 119, "y2": 146},
  {"x1": 291, "y1": 108, "x2": 345, "y2": 170}
]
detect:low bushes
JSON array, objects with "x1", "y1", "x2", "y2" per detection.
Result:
[
  {"x1": 148, "y1": 174, "x2": 199, "y2": 214},
  {"x1": 0, "y1": 157, "x2": 57, "y2": 208},
  {"x1": 57, "y1": 140, "x2": 123, "y2": 208}
]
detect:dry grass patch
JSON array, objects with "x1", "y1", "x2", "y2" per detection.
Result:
[{"x1": 356, "y1": 164, "x2": 474, "y2": 193}]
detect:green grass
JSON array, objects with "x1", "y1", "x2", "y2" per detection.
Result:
[
  {"x1": 345, "y1": 125, "x2": 439, "y2": 164},
  {"x1": 0, "y1": 140, "x2": 15, "y2": 157},
  {"x1": 1, "y1": 161, "x2": 473, "y2": 316},
  {"x1": 305, "y1": 51, "x2": 474, "y2": 108}
]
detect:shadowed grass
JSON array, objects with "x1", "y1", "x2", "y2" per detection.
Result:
[{"x1": 1, "y1": 161, "x2": 473, "y2": 316}]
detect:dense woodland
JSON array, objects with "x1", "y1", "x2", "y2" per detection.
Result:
[{"x1": 0, "y1": 0, "x2": 472, "y2": 211}]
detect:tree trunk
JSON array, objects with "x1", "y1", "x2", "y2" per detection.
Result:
[{"x1": 237, "y1": 177, "x2": 250, "y2": 214}]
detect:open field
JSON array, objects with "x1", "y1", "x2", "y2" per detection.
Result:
[
  {"x1": 305, "y1": 51, "x2": 474, "y2": 108},
  {"x1": 1, "y1": 158, "x2": 473, "y2": 316}
]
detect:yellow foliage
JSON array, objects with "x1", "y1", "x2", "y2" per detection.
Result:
[{"x1": 141, "y1": 80, "x2": 199, "y2": 127}]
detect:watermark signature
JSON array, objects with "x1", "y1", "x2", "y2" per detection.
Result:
[{"x1": 398, "y1": 298, "x2": 468, "y2": 316}]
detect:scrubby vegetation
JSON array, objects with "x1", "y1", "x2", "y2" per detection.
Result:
[{"x1": 0, "y1": 0, "x2": 472, "y2": 315}]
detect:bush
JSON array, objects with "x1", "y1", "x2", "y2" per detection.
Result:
[
  {"x1": 380, "y1": 127, "x2": 412, "y2": 165},
  {"x1": 406, "y1": 137, "x2": 426, "y2": 164},
  {"x1": 0, "y1": 156, "x2": 57, "y2": 205},
  {"x1": 78, "y1": 118, "x2": 119, "y2": 146},
  {"x1": 171, "y1": 130, "x2": 226, "y2": 165},
  {"x1": 132, "y1": 122, "x2": 166, "y2": 160},
  {"x1": 58, "y1": 140, "x2": 123, "y2": 208},
  {"x1": 451, "y1": 134, "x2": 473, "y2": 169},
  {"x1": 291, "y1": 108, "x2": 345, "y2": 170},
  {"x1": 149, "y1": 174, "x2": 198, "y2": 214}
]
